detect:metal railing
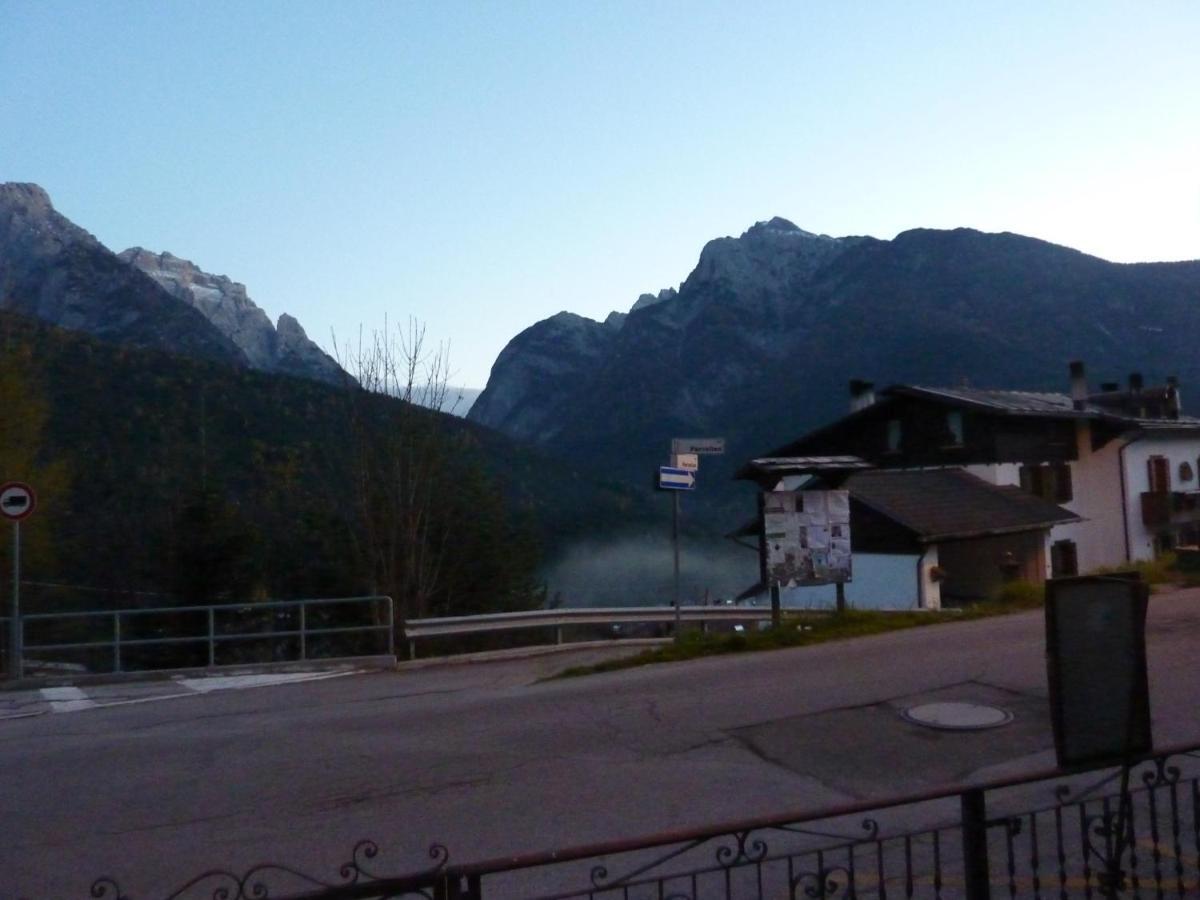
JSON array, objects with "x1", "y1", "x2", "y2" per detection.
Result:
[
  {"x1": 402, "y1": 605, "x2": 780, "y2": 659},
  {"x1": 11, "y1": 596, "x2": 394, "y2": 677},
  {"x1": 86, "y1": 741, "x2": 1200, "y2": 898}
]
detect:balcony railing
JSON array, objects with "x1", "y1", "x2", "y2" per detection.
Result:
[{"x1": 1140, "y1": 490, "x2": 1200, "y2": 527}]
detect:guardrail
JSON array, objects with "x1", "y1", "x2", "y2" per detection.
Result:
[
  {"x1": 8, "y1": 596, "x2": 393, "y2": 678},
  {"x1": 6, "y1": 601, "x2": 939, "y2": 676},
  {"x1": 402, "y1": 605, "x2": 779, "y2": 658}
]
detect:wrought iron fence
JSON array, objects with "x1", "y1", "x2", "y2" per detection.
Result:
[
  {"x1": 87, "y1": 742, "x2": 1200, "y2": 899},
  {"x1": 12, "y1": 596, "x2": 394, "y2": 677}
]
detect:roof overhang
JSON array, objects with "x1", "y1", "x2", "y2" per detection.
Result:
[
  {"x1": 885, "y1": 385, "x2": 1094, "y2": 419},
  {"x1": 916, "y1": 515, "x2": 1083, "y2": 544},
  {"x1": 735, "y1": 455, "x2": 873, "y2": 487}
]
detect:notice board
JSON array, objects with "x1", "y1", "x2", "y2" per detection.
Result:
[
  {"x1": 1045, "y1": 574, "x2": 1152, "y2": 769},
  {"x1": 761, "y1": 490, "x2": 852, "y2": 587}
]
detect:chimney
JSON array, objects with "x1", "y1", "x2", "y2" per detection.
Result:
[
  {"x1": 849, "y1": 379, "x2": 875, "y2": 413},
  {"x1": 1069, "y1": 360, "x2": 1088, "y2": 410},
  {"x1": 1128, "y1": 373, "x2": 1145, "y2": 417},
  {"x1": 1167, "y1": 375, "x2": 1181, "y2": 419}
]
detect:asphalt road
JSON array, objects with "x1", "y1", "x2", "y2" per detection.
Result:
[{"x1": 3, "y1": 590, "x2": 1199, "y2": 898}]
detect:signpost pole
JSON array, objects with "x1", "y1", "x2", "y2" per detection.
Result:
[
  {"x1": 9, "y1": 521, "x2": 20, "y2": 680},
  {"x1": 835, "y1": 581, "x2": 846, "y2": 614},
  {"x1": 662, "y1": 440, "x2": 722, "y2": 644},
  {"x1": 672, "y1": 491, "x2": 681, "y2": 640},
  {"x1": 0, "y1": 482, "x2": 35, "y2": 681}
]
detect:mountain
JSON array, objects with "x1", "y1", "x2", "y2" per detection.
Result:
[
  {"x1": 119, "y1": 247, "x2": 344, "y2": 385},
  {"x1": 0, "y1": 183, "x2": 249, "y2": 366},
  {"x1": 0, "y1": 183, "x2": 344, "y2": 384},
  {"x1": 469, "y1": 218, "x2": 1200, "y2": 526}
]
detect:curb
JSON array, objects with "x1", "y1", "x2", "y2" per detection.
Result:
[{"x1": 396, "y1": 639, "x2": 669, "y2": 670}]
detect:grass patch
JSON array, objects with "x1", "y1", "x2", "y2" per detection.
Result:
[
  {"x1": 1092, "y1": 552, "x2": 1177, "y2": 586},
  {"x1": 555, "y1": 591, "x2": 1041, "y2": 679}
]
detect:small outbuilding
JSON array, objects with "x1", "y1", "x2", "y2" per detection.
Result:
[
  {"x1": 735, "y1": 461, "x2": 1079, "y2": 609},
  {"x1": 841, "y1": 468, "x2": 1080, "y2": 607}
]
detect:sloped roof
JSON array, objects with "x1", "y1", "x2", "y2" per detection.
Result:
[
  {"x1": 843, "y1": 468, "x2": 1080, "y2": 542},
  {"x1": 891, "y1": 386, "x2": 1085, "y2": 417},
  {"x1": 890, "y1": 385, "x2": 1200, "y2": 428}
]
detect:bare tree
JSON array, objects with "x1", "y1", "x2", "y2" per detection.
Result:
[{"x1": 333, "y1": 318, "x2": 456, "y2": 628}]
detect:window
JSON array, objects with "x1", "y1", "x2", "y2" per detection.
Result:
[
  {"x1": 1019, "y1": 463, "x2": 1073, "y2": 503},
  {"x1": 885, "y1": 419, "x2": 902, "y2": 453},
  {"x1": 1180, "y1": 461, "x2": 1194, "y2": 483},
  {"x1": 1051, "y1": 540, "x2": 1078, "y2": 578},
  {"x1": 1148, "y1": 456, "x2": 1170, "y2": 494}
]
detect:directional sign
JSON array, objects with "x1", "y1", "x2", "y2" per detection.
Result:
[
  {"x1": 658, "y1": 467, "x2": 696, "y2": 490},
  {"x1": 672, "y1": 437, "x2": 725, "y2": 456},
  {"x1": 672, "y1": 453, "x2": 699, "y2": 471},
  {"x1": 0, "y1": 482, "x2": 35, "y2": 521}
]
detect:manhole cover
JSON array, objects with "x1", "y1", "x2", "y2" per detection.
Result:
[{"x1": 901, "y1": 702, "x2": 1013, "y2": 731}]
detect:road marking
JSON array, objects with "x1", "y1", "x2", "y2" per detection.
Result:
[
  {"x1": 1, "y1": 670, "x2": 366, "y2": 721},
  {"x1": 177, "y1": 670, "x2": 360, "y2": 693},
  {"x1": 0, "y1": 709, "x2": 45, "y2": 721},
  {"x1": 40, "y1": 686, "x2": 98, "y2": 713}
]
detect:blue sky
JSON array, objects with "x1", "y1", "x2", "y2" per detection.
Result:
[{"x1": 2, "y1": 1, "x2": 1198, "y2": 387}]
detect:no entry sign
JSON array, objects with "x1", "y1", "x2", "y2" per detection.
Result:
[{"x1": 0, "y1": 482, "x2": 36, "y2": 521}]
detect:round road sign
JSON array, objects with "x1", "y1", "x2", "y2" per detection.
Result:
[{"x1": 0, "y1": 482, "x2": 36, "y2": 521}]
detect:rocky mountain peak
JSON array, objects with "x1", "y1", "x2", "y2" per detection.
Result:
[
  {"x1": 0, "y1": 181, "x2": 101, "y2": 258},
  {"x1": 0, "y1": 183, "x2": 247, "y2": 365},
  {"x1": 119, "y1": 247, "x2": 345, "y2": 385},
  {"x1": 603, "y1": 310, "x2": 627, "y2": 331},
  {"x1": 0, "y1": 182, "x2": 54, "y2": 213},
  {"x1": 630, "y1": 288, "x2": 678, "y2": 313},
  {"x1": 744, "y1": 216, "x2": 806, "y2": 236},
  {"x1": 276, "y1": 312, "x2": 307, "y2": 339},
  {"x1": 682, "y1": 217, "x2": 860, "y2": 300}
]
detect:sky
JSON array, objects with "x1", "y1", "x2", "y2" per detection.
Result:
[{"x1": 2, "y1": 1, "x2": 1198, "y2": 388}]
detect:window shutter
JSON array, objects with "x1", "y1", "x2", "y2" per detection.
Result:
[
  {"x1": 1148, "y1": 457, "x2": 1170, "y2": 494},
  {"x1": 1054, "y1": 463, "x2": 1073, "y2": 503}
]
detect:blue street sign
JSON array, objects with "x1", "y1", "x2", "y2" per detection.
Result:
[{"x1": 658, "y1": 467, "x2": 696, "y2": 490}]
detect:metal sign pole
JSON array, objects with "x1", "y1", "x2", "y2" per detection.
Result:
[
  {"x1": 9, "y1": 521, "x2": 19, "y2": 680},
  {"x1": 672, "y1": 491, "x2": 681, "y2": 640}
]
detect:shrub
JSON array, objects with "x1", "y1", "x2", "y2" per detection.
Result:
[{"x1": 990, "y1": 580, "x2": 1044, "y2": 609}]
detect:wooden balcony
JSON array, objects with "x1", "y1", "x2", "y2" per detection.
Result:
[{"x1": 1141, "y1": 491, "x2": 1200, "y2": 527}]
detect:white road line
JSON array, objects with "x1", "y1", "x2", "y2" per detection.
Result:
[
  {"x1": 177, "y1": 670, "x2": 359, "y2": 693},
  {"x1": 0, "y1": 710, "x2": 46, "y2": 721},
  {"x1": 0, "y1": 670, "x2": 365, "y2": 722},
  {"x1": 40, "y1": 686, "x2": 98, "y2": 713}
]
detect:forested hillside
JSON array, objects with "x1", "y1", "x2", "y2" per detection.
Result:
[{"x1": 0, "y1": 312, "x2": 654, "y2": 620}]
